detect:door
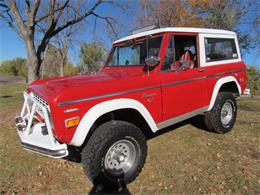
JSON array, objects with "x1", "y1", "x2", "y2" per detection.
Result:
[{"x1": 160, "y1": 34, "x2": 207, "y2": 123}]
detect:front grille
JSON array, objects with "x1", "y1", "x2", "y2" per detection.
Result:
[{"x1": 32, "y1": 93, "x2": 49, "y2": 108}]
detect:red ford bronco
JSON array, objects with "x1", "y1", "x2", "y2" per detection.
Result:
[{"x1": 15, "y1": 27, "x2": 246, "y2": 185}]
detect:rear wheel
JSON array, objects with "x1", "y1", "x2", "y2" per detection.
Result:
[
  {"x1": 205, "y1": 92, "x2": 237, "y2": 133},
  {"x1": 81, "y1": 120, "x2": 147, "y2": 186}
]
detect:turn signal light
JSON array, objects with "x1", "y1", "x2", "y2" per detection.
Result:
[{"x1": 65, "y1": 117, "x2": 80, "y2": 128}]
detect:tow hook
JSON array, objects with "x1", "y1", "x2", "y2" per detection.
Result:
[
  {"x1": 41, "y1": 125, "x2": 48, "y2": 135},
  {"x1": 15, "y1": 117, "x2": 27, "y2": 132}
]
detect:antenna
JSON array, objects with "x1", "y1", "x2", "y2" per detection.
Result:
[
  {"x1": 145, "y1": 34, "x2": 153, "y2": 77},
  {"x1": 144, "y1": 2, "x2": 147, "y2": 26},
  {"x1": 146, "y1": 35, "x2": 149, "y2": 76}
]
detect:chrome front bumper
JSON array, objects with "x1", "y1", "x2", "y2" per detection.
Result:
[{"x1": 15, "y1": 92, "x2": 68, "y2": 158}]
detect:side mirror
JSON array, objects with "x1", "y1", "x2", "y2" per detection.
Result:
[{"x1": 145, "y1": 56, "x2": 160, "y2": 68}]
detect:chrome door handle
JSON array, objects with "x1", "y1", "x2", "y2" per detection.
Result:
[{"x1": 198, "y1": 69, "x2": 205, "y2": 72}]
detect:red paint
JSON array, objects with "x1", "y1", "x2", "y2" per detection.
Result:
[{"x1": 28, "y1": 31, "x2": 246, "y2": 143}]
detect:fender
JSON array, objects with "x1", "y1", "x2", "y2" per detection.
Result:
[
  {"x1": 208, "y1": 76, "x2": 241, "y2": 111},
  {"x1": 70, "y1": 98, "x2": 158, "y2": 146}
]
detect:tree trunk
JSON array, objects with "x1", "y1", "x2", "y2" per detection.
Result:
[
  {"x1": 27, "y1": 52, "x2": 40, "y2": 83},
  {"x1": 25, "y1": 37, "x2": 41, "y2": 83},
  {"x1": 26, "y1": 57, "x2": 41, "y2": 83},
  {"x1": 59, "y1": 48, "x2": 68, "y2": 77},
  {"x1": 27, "y1": 64, "x2": 39, "y2": 83},
  {"x1": 60, "y1": 57, "x2": 65, "y2": 76}
]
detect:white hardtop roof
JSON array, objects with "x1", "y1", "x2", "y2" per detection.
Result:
[{"x1": 114, "y1": 27, "x2": 236, "y2": 44}]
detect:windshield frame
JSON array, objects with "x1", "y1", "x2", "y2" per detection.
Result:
[{"x1": 105, "y1": 34, "x2": 164, "y2": 67}]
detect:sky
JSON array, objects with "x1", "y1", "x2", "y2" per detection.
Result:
[{"x1": 0, "y1": 1, "x2": 259, "y2": 67}]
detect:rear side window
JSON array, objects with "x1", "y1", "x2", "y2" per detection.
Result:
[{"x1": 205, "y1": 38, "x2": 238, "y2": 62}]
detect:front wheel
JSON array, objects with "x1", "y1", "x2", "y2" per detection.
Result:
[
  {"x1": 205, "y1": 92, "x2": 237, "y2": 134},
  {"x1": 81, "y1": 121, "x2": 147, "y2": 186}
]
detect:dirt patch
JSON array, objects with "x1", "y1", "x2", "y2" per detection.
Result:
[
  {"x1": 239, "y1": 104, "x2": 257, "y2": 112},
  {"x1": 0, "y1": 74, "x2": 26, "y2": 86}
]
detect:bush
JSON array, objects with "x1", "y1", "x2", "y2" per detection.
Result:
[
  {"x1": 246, "y1": 66, "x2": 260, "y2": 96},
  {"x1": 79, "y1": 42, "x2": 105, "y2": 73},
  {"x1": 0, "y1": 58, "x2": 27, "y2": 77},
  {"x1": 64, "y1": 63, "x2": 80, "y2": 76}
]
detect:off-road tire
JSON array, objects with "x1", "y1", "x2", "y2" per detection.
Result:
[
  {"x1": 205, "y1": 92, "x2": 237, "y2": 134},
  {"x1": 81, "y1": 120, "x2": 147, "y2": 186}
]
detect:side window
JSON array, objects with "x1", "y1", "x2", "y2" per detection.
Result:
[
  {"x1": 205, "y1": 38, "x2": 238, "y2": 62},
  {"x1": 161, "y1": 35, "x2": 198, "y2": 71}
]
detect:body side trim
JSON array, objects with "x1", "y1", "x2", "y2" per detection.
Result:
[
  {"x1": 70, "y1": 98, "x2": 158, "y2": 146},
  {"x1": 59, "y1": 85, "x2": 160, "y2": 106},
  {"x1": 157, "y1": 106, "x2": 208, "y2": 129},
  {"x1": 161, "y1": 76, "x2": 206, "y2": 88},
  {"x1": 206, "y1": 68, "x2": 245, "y2": 79},
  {"x1": 208, "y1": 76, "x2": 241, "y2": 111}
]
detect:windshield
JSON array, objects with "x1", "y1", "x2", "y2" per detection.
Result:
[{"x1": 108, "y1": 36, "x2": 163, "y2": 66}]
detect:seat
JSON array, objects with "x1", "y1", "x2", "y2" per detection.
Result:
[{"x1": 171, "y1": 50, "x2": 194, "y2": 70}]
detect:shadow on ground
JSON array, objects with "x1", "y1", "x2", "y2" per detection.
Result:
[
  {"x1": 146, "y1": 114, "x2": 215, "y2": 140},
  {"x1": 1, "y1": 95, "x2": 12, "y2": 98},
  {"x1": 89, "y1": 182, "x2": 131, "y2": 195},
  {"x1": 64, "y1": 148, "x2": 131, "y2": 194}
]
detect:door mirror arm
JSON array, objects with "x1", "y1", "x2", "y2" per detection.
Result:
[{"x1": 145, "y1": 56, "x2": 160, "y2": 68}]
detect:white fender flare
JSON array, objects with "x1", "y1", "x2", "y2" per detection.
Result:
[
  {"x1": 208, "y1": 76, "x2": 241, "y2": 111},
  {"x1": 70, "y1": 98, "x2": 158, "y2": 146}
]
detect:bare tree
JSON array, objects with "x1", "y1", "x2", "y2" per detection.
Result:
[
  {"x1": 54, "y1": 23, "x2": 82, "y2": 76},
  {"x1": 54, "y1": 32, "x2": 69, "y2": 77},
  {"x1": 0, "y1": 0, "x2": 119, "y2": 82}
]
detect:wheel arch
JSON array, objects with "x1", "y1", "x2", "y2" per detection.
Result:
[
  {"x1": 208, "y1": 76, "x2": 241, "y2": 111},
  {"x1": 70, "y1": 98, "x2": 158, "y2": 147}
]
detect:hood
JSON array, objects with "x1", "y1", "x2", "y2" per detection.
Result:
[{"x1": 28, "y1": 67, "x2": 145, "y2": 104}]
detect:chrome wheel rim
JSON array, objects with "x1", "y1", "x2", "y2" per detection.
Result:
[
  {"x1": 221, "y1": 101, "x2": 233, "y2": 126},
  {"x1": 104, "y1": 139, "x2": 137, "y2": 174}
]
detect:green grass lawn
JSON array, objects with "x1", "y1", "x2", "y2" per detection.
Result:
[{"x1": 0, "y1": 76, "x2": 259, "y2": 194}]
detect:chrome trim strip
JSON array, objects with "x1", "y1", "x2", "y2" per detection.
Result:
[
  {"x1": 64, "y1": 108, "x2": 79, "y2": 113},
  {"x1": 161, "y1": 76, "x2": 207, "y2": 88},
  {"x1": 206, "y1": 68, "x2": 245, "y2": 79},
  {"x1": 157, "y1": 106, "x2": 208, "y2": 129},
  {"x1": 59, "y1": 68, "x2": 245, "y2": 106},
  {"x1": 162, "y1": 68, "x2": 246, "y2": 88},
  {"x1": 59, "y1": 85, "x2": 160, "y2": 106}
]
